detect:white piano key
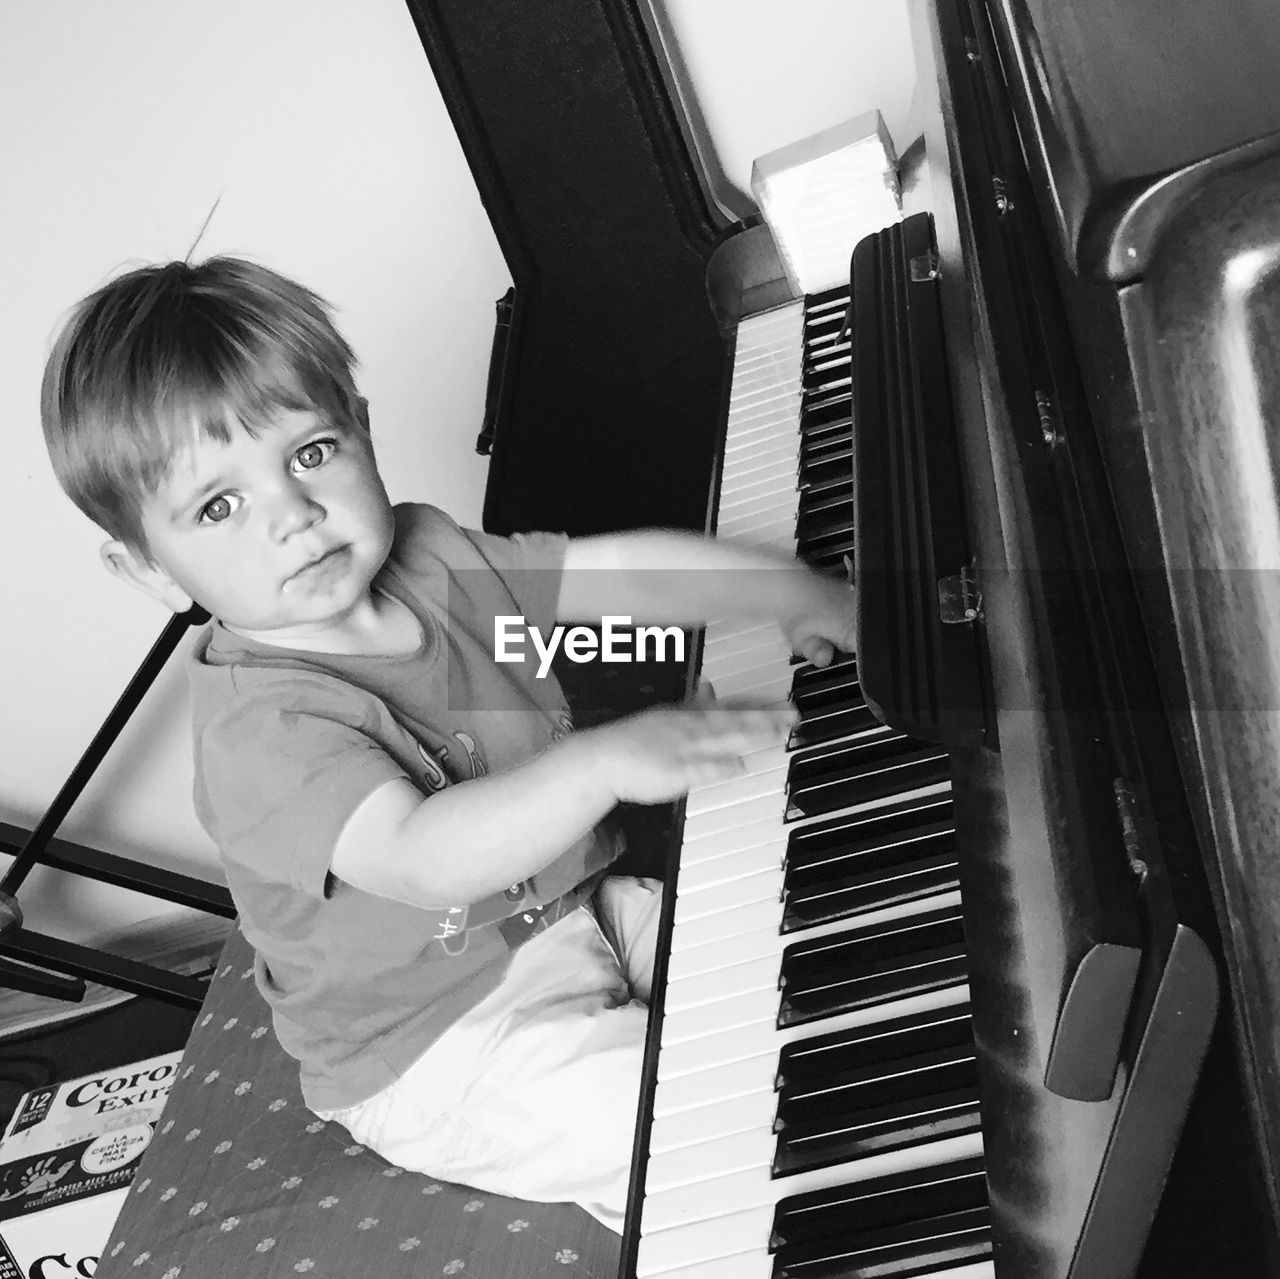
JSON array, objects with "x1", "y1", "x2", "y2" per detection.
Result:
[
  {"x1": 700, "y1": 625, "x2": 788, "y2": 655},
  {"x1": 673, "y1": 841, "x2": 784, "y2": 893},
  {"x1": 719, "y1": 458, "x2": 800, "y2": 492},
  {"x1": 699, "y1": 641, "x2": 793, "y2": 681},
  {"x1": 679, "y1": 815, "x2": 790, "y2": 861},
  {"x1": 712, "y1": 487, "x2": 800, "y2": 525},
  {"x1": 667, "y1": 890, "x2": 961, "y2": 976},
  {"x1": 634, "y1": 1246, "x2": 767, "y2": 1279},
  {"x1": 647, "y1": 1089, "x2": 778, "y2": 1155},
  {"x1": 656, "y1": 985, "x2": 971, "y2": 1085},
  {"x1": 701, "y1": 667, "x2": 793, "y2": 702},
  {"x1": 681, "y1": 790, "x2": 795, "y2": 840},
  {"x1": 723, "y1": 518, "x2": 803, "y2": 550},
  {"x1": 645, "y1": 1127, "x2": 782, "y2": 1194},
  {"x1": 724, "y1": 421, "x2": 797, "y2": 452},
  {"x1": 680, "y1": 779, "x2": 952, "y2": 849},
  {"x1": 639, "y1": 1132, "x2": 985, "y2": 1236},
  {"x1": 652, "y1": 1050, "x2": 781, "y2": 1116},
  {"x1": 724, "y1": 434, "x2": 799, "y2": 464},
  {"x1": 671, "y1": 870, "x2": 782, "y2": 927},
  {"x1": 641, "y1": 1240, "x2": 994, "y2": 1279},
  {"x1": 683, "y1": 757, "x2": 790, "y2": 818},
  {"x1": 715, "y1": 511, "x2": 796, "y2": 544},
  {"x1": 662, "y1": 953, "x2": 780, "y2": 1013},
  {"x1": 718, "y1": 474, "x2": 799, "y2": 510}
]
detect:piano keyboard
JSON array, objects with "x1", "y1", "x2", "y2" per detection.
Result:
[{"x1": 631, "y1": 294, "x2": 997, "y2": 1279}]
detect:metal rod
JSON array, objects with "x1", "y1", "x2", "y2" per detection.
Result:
[
  {"x1": 0, "y1": 823, "x2": 235, "y2": 918},
  {"x1": 1, "y1": 928, "x2": 211, "y2": 1009},
  {"x1": 0, "y1": 953, "x2": 86, "y2": 1003},
  {"x1": 0, "y1": 607, "x2": 207, "y2": 901}
]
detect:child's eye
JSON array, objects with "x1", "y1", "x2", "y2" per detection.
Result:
[
  {"x1": 198, "y1": 493, "x2": 239, "y2": 524},
  {"x1": 294, "y1": 438, "x2": 337, "y2": 471}
]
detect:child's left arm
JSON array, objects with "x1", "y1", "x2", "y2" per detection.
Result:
[{"x1": 557, "y1": 531, "x2": 855, "y2": 667}]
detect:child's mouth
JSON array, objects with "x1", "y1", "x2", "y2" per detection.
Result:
[{"x1": 285, "y1": 546, "x2": 349, "y2": 591}]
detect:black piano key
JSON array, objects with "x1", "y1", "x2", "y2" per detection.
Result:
[
  {"x1": 803, "y1": 346, "x2": 848, "y2": 373},
  {"x1": 796, "y1": 489, "x2": 855, "y2": 543},
  {"x1": 776, "y1": 1042, "x2": 979, "y2": 1130},
  {"x1": 800, "y1": 421, "x2": 853, "y2": 456},
  {"x1": 804, "y1": 544, "x2": 859, "y2": 575},
  {"x1": 803, "y1": 370, "x2": 852, "y2": 397},
  {"x1": 772, "y1": 1209, "x2": 993, "y2": 1279},
  {"x1": 801, "y1": 446, "x2": 855, "y2": 489},
  {"x1": 784, "y1": 734, "x2": 951, "y2": 820},
  {"x1": 781, "y1": 850, "x2": 961, "y2": 930},
  {"x1": 796, "y1": 514, "x2": 855, "y2": 560},
  {"x1": 772, "y1": 1083, "x2": 983, "y2": 1177},
  {"x1": 783, "y1": 793, "x2": 953, "y2": 877},
  {"x1": 805, "y1": 304, "x2": 849, "y2": 334},
  {"x1": 791, "y1": 654, "x2": 859, "y2": 696},
  {"x1": 804, "y1": 354, "x2": 852, "y2": 390},
  {"x1": 805, "y1": 283, "x2": 851, "y2": 311},
  {"x1": 800, "y1": 419, "x2": 853, "y2": 451},
  {"x1": 800, "y1": 432, "x2": 854, "y2": 468},
  {"x1": 784, "y1": 811, "x2": 954, "y2": 886},
  {"x1": 801, "y1": 393, "x2": 853, "y2": 430},
  {"x1": 797, "y1": 522, "x2": 859, "y2": 567},
  {"x1": 778, "y1": 905, "x2": 968, "y2": 1026},
  {"x1": 770, "y1": 1154, "x2": 987, "y2": 1251},
  {"x1": 776, "y1": 1002, "x2": 973, "y2": 1092},
  {"x1": 787, "y1": 696, "x2": 879, "y2": 750},
  {"x1": 779, "y1": 944, "x2": 968, "y2": 1027},
  {"x1": 800, "y1": 469, "x2": 858, "y2": 501}
]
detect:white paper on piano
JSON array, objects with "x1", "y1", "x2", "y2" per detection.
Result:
[{"x1": 750, "y1": 109, "x2": 902, "y2": 296}]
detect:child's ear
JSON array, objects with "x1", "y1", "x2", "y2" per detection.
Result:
[
  {"x1": 355, "y1": 395, "x2": 370, "y2": 433},
  {"x1": 100, "y1": 539, "x2": 194, "y2": 613}
]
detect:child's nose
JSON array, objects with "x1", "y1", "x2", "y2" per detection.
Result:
[{"x1": 267, "y1": 485, "x2": 324, "y2": 540}]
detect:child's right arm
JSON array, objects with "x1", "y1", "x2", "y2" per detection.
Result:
[{"x1": 328, "y1": 701, "x2": 794, "y2": 910}]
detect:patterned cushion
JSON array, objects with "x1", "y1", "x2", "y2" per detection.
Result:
[{"x1": 95, "y1": 928, "x2": 621, "y2": 1279}]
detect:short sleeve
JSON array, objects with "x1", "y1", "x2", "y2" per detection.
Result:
[
  {"x1": 194, "y1": 678, "x2": 410, "y2": 900},
  {"x1": 396, "y1": 504, "x2": 568, "y2": 640}
]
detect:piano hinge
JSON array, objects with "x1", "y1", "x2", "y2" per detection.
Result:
[
  {"x1": 1112, "y1": 778, "x2": 1152, "y2": 883},
  {"x1": 1036, "y1": 390, "x2": 1064, "y2": 448},
  {"x1": 909, "y1": 249, "x2": 939, "y2": 283},
  {"x1": 938, "y1": 564, "x2": 982, "y2": 624}
]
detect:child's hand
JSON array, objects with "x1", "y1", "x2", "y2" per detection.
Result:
[
  {"x1": 587, "y1": 701, "x2": 797, "y2": 806},
  {"x1": 780, "y1": 571, "x2": 856, "y2": 667}
]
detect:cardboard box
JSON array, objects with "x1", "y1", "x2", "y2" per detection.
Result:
[{"x1": 0, "y1": 1050, "x2": 183, "y2": 1279}]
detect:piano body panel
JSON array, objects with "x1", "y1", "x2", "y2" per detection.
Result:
[
  {"x1": 402, "y1": 0, "x2": 735, "y2": 538},
  {"x1": 1119, "y1": 146, "x2": 1280, "y2": 1190},
  {"x1": 974, "y1": 0, "x2": 1280, "y2": 1232},
  {"x1": 982, "y1": 0, "x2": 1280, "y2": 281},
  {"x1": 910, "y1": 0, "x2": 1280, "y2": 1270}
]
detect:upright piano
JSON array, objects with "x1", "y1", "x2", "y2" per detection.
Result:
[{"x1": 403, "y1": 0, "x2": 1280, "y2": 1274}]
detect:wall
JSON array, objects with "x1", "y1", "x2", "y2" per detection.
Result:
[{"x1": 0, "y1": 0, "x2": 916, "y2": 947}]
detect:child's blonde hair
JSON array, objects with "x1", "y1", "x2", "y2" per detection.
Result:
[{"x1": 41, "y1": 256, "x2": 363, "y2": 559}]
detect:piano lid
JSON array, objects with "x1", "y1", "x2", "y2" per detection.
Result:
[{"x1": 984, "y1": 0, "x2": 1280, "y2": 281}]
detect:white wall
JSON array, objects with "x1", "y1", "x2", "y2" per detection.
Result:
[
  {"x1": 653, "y1": 0, "x2": 918, "y2": 219},
  {"x1": 0, "y1": 0, "x2": 916, "y2": 947}
]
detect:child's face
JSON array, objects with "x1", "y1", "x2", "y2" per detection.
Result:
[{"x1": 125, "y1": 406, "x2": 396, "y2": 643}]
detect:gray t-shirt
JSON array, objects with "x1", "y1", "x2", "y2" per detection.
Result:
[{"x1": 188, "y1": 503, "x2": 622, "y2": 1111}]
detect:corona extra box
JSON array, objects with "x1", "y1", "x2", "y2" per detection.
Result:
[{"x1": 0, "y1": 1050, "x2": 183, "y2": 1279}]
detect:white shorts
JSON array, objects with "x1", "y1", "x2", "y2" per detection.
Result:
[{"x1": 315, "y1": 874, "x2": 663, "y2": 1232}]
